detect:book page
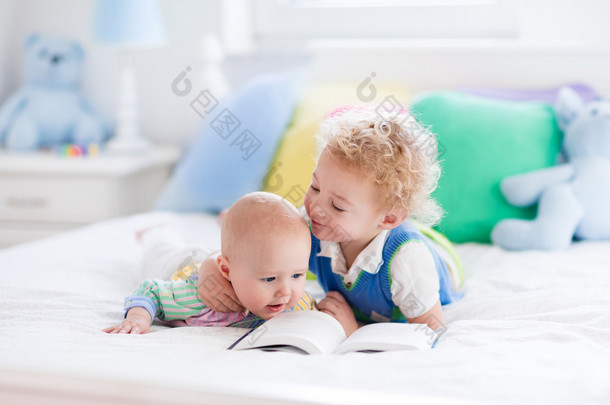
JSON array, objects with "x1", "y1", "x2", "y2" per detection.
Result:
[
  {"x1": 230, "y1": 310, "x2": 347, "y2": 354},
  {"x1": 333, "y1": 322, "x2": 435, "y2": 354}
]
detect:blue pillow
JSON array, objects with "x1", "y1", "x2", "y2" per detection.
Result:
[{"x1": 155, "y1": 71, "x2": 302, "y2": 213}]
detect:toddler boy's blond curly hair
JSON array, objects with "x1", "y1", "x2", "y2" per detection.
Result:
[{"x1": 316, "y1": 105, "x2": 443, "y2": 226}]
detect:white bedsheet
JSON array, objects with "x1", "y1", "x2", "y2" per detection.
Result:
[{"x1": 0, "y1": 211, "x2": 609, "y2": 404}]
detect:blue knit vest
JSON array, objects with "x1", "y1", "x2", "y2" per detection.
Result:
[{"x1": 309, "y1": 221, "x2": 464, "y2": 323}]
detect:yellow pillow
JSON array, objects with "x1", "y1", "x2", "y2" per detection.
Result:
[{"x1": 263, "y1": 82, "x2": 410, "y2": 207}]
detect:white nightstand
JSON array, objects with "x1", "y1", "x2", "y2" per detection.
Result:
[{"x1": 0, "y1": 146, "x2": 181, "y2": 247}]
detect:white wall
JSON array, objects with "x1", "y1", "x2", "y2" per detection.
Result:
[
  {"x1": 1, "y1": 0, "x2": 610, "y2": 146},
  {"x1": 3, "y1": 0, "x2": 232, "y2": 145},
  {"x1": 517, "y1": 0, "x2": 610, "y2": 45},
  {"x1": 2, "y1": 0, "x2": 310, "y2": 145},
  {"x1": 0, "y1": 0, "x2": 15, "y2": 100},
  {"x1": 306, "y1": 0, "x2": 610, "y2": 98}
]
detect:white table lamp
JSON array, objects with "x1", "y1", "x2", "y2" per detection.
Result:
[{"x1": 93, "y1": 0, "x2": 167, "y2": 153}]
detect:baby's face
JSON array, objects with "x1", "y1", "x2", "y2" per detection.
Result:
[
  {"x1": 304, "y1": 150, "x2": 387, "y2": 245},
  {"x1": 229, "y1": 230, "x2": 310, "y2": 320}
]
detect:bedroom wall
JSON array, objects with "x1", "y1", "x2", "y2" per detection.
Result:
[
  {"x1": 0, "y1": 0, "x2": 15, "y2": 101},
  {"x1": 3, "y1": 0, "x2": 310, "y2": 145},
  {"x1": 518, "y1": 0, "x2": 610, "y2": 44},
  {"x1": 307, "y1": 0, "x2": 610, "y2": 98},
  {"x1": 2, "y1": 0, "x2": 610, "y2": 146},
  {"x1": 4, "y1": 0, "x2": 235, "y2": 145}
]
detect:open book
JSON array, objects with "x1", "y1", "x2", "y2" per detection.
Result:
[{"x1": 228, "y1": 310, "x2": 440, "y2": 354}]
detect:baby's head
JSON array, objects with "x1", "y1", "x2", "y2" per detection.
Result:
[
  {"x1": 217, "y1": 192, "x2": 310, "y2": 320},
  {"x1": 304, "y1": 105, "x2": 442, "y2": 244}
]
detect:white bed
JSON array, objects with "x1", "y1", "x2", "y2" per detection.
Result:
[{"x1": 0, "y1": 211, "x2": 609, "y2": 405}]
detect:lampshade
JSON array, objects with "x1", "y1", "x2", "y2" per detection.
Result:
[{"x1": 93, "y1": 0, "x2": 167, "y2": 48}]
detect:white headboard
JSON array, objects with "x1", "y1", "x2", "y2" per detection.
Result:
[{"x1": 308, "y1": 40, "x2": 610, "y2": 98}]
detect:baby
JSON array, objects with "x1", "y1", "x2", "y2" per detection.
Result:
[{"x1": 103, "y1": 192, "x2": 313, "y2": 334}]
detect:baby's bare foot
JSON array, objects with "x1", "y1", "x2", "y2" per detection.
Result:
[{"x1": 134, "y1": 225, "x2": 165, "y2": 243}]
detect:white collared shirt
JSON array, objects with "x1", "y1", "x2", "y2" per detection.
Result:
[{"x1": 301, "y1": 209, "x2": 441, "y2": 318}]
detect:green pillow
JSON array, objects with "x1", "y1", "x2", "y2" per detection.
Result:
[{"x1": 410, "y1": 91, "x2": 562, "y2": 243}]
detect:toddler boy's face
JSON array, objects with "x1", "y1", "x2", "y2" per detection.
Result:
[
  {"x1": 229, "y1": 230, "x2": 310, "y2": 320},
  {"x1": 304, "y1": 150, "x2": 387, "y2": 245}
]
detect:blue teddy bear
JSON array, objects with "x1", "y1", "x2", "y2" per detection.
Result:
[
  {"x1": 491, "y1": 86, "x2": 610, "y2": 250},
  {"x1": 0, "y1": 34, "x2": 107, "y2": 150}
]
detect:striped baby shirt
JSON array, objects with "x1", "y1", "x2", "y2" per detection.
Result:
[{"x1": 124, "y1": 275, "x2": 316, "y2": 328}]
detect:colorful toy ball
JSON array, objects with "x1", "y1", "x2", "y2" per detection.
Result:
[
  {"x1": 66, "y1": 144, "x2": 84, "y2": 157},
  {"x1": 57, "y1": 143, "x2": 101, "y2": 157}
]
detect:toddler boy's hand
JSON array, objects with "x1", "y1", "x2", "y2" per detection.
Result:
[
  {"x1": 317, "y1": 291, "x2": 359, "y2": 336},
  {"x1": 197, "y1": 255, "x2": 245, "y2": 312},
  {"x1": 103, "y1": 307, "x2": 151, "y2": 334}
]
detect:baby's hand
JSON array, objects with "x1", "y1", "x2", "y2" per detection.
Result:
[
  {"x1": 317, "y1": 291, "x2": 359, "y2": 336},
  {"x1": 103, "y1": 307, "x2": 151, "y2": 334}
]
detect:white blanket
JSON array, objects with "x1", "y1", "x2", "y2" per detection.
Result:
[{"x1": 0, "y1": 212, "x2": 609, "y2": 404}]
